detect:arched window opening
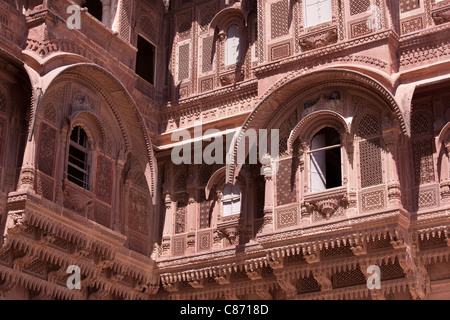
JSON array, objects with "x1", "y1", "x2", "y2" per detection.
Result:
[
  {"x1": 82, "y1": 0, "x2": 103, "y2": 22},
  {"x1": 68, "y1": 126, "x2": 90, "y2": 190},
  {"x1": 310, "y1": 127, "x2": 342, "y2": 192},
  {"x1": 223, "y1": 183, "x2": 241, "y2": 216},
  {"x1": 225, "y1": 25, "x2": 240, "y2": 66}
]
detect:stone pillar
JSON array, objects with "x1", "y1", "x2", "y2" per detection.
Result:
[
  {"x1": 113, "y1": 159, "x2": 125, "y2": 232},
  {"x1": 161, "y1": 190, "x2": 173, "y2": 256},
  {"x1": 17, "y1": 135, "x2": 36, "y2": 193},
  {"x1": 185, "y1": 190, "x2": 196, "y2": 254},
  {"x1": 262, "y1": 158, "x2": 274, "y2": 233},
  {"x1": 101, "y1": 0, "x2": 112, "y2": 27},
  {"x1": 212, "y1": 189, "x2": 223, "y2": 249},
  {"x1": 383, "y1": 130, "x2": 402, "y2": 206},
  {"x1": 440, "y1": 142, "x2": 450, "y2": 201}
]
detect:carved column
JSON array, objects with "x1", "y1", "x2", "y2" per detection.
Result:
[
  {"x1": 161, "y1": 190, "x2": 173, "y2": 256},
  {"x1": 213, "y1": 189, "x2": 223, "y2": 249},
  {"x1": 262, "y1": 156, "x2": 274, "y2": 233},
  {"x1": 440, "y1": 142, "x2": 450, "y2": 201},
  {"x1": 17, "y1": 135, "x2": 37, "y2": 192},
  {"x1": 185, "y1": 190, "x2": 196, "y2": 254},
  {"x1": 113, "y1": 159, "x2": 125, "y2": 232},
  {"x1": 383, "y1": 130, "x2": 402, "y2": 206},
  {"x1": 101, "y1": 0, "x2": 112, "y2": 27}
]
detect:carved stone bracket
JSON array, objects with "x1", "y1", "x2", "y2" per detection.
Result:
[
  {"x1": 313, "y1": 271, "x2": 332, "y2": 292},
  {"x1": 299, "y1": 27, "x2": 338, "y2": 51},
  {"x1": 303, "y1": 189, "x2": 348, "y2": 220},
  {"x1": 219, "y1": 70, "x2": 245, "y2": 86},
  {"x1": 432, "y1": 7, "x2": 450, "y2": 25}
]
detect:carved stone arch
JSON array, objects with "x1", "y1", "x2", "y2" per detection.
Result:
[
  {"x1": 205, "y1": 167, "x2": 227, "y2": 199},
  {"x1": 437, "y1": 122, "x2": 450, "y2": 183},
  {"x1": 38, "y1": 63, "x2": 157, "y2": 204},
  {"x1": 287, "y1": 111, "x2": 350, "y2": 155},
  {"x1": 210, "y1": 5, "x2": 247, "y2": 33},
  {"x1": 69, "y1": 111, "x2": 106, "y2": 153},
  {"x1": 227, "y1": 69, "x2": 406, "y2": 184}
]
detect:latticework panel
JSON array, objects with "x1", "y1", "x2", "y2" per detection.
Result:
[
  {"x1": 276, "y1": 159, "x2": 297, "y2": 206},
  {"x1": 43, "y1": 103, "x2": 57, "y2": 124},
  {"x1": 411, "y1": 112, "x2": 431, "y2": 136},
  {"x1": 0, "y1": 116, "x2": 6, "y2": 166},
  {"x1": 202, "y1": 36, "x2": 214, "y2": 73},
  {"x1": 232, "y1": 270, "x2": 249, "y2": 282},
  {"x1": 278, "y1": 111, "x2": 297, "y2": 155},
  {"x1": 38, "y1": 122, "x2": 56, "y2": 177},
  {"x1": 93, "y1": 202, "x2": 112, "y2": 229},
  {"x1": 95, "y1": 155, "x2": 113, "y2": 204},
  {"x1": 412, "y1": 139, "x2": 436, "y2": 185},
  {"x1": 197, "y1": 231, "x2": 212, "y2": 252},
  {"x1": 24, "y1": 259, "x2": 46, "y2": 276},
  {"x1": 271, "y1": 0, "x2": 289, "y2": 39},
  {"x1": 358, "y1": 114, "x2": 380, "y2": 137},
  {"x1": 366, "y1": 237, "x2": 392, "y2": 251},
  {"x1": 0, "y1": 251, "x2": 10, "y2": 265},
  {"x1": 175, "y1": 195, "x2": 187, "y2": 234},
  {"x1": 322, "y1": 244, "x2": 354, "y2": 258},
  {"x1": 178, "y1": 43, "x2": 190, "y2": 81},
  {"x1": 332, "y1": 267, "x2": 366, "y2": 288},
  {"x1": 175, "y1": 173, "x2": 186, "y2": 191},
  {"x1": 199, "y1": 190, "x2": 211, "y2": 229},
  {"x1": 297, "y1": 275, "x2": 321, "y2": 294},
  {"x1": 350, "y1": 0, "x2": 371, "y2": 15},
  {"x1": 380, "y1": 259, "x2": 405, "y2": 280},
  {"x1": 360, "y1": 138, "x2": 383, "y2": 188},
  {"x1": 287, "y1": 253, "x2": 305, "y2": 264},
  {"x1": 400, "y1": 0, "x2": 420, "y2": 13},
  {"x1": 128, "y1": 188, "x2": 148, "y2": 234},
  {"x1": 419, "y1": 235, "x2": 447, "y2": 250},
  {"x1": 173, "y1": 236, "x2": 186, "y2": 256}
]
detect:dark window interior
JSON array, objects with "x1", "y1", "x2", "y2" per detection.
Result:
[
  {"x1": 82, "y1": 0, "x2": 103, "y2": 22},
  {"x1": 68, "y1": 126, "x2": 90, "y2": 190},
  {"x1": 311, "y1": 127, "x2": 342, "y2": 190},
  {"x1": 136, "y1": 35, "x2": 156, "y2": 85}
]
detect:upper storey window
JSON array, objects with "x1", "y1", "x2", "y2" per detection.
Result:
[
  {"x1": 136, "y1": 35, "x2": 156, "y2": 85},
  {"x1": 223, "y1": 184, "x2": 241, "y2": 216},
  {"x1": 304, "y1": 0, "x2": 332, "y2": 28},
  {"x1": 310, "y1": 127, "x2": 342, "y2": 192},
  {"x1": 225, "y1": 25, "x2": 241, "y2": 66},
  {"x1": 68, "y1": 126, "x2": 91, "y2": 190}
]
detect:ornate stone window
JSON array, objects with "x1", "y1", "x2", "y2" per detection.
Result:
[
  {"x1": 304, "y1": 0, "x2": 332, "y2": 28},
  {"x1": 309, "y1": 127, "x2": 342, "y2": 193},
  {"x1": 225, "y1": 25, "x2": 241, "y2": 66},
  {"x1": 222, "y1": 183, "x2": 241, "y2": 216},
  {"x1": 67, "y1": 126, "x2": 91, "y2": 190}
]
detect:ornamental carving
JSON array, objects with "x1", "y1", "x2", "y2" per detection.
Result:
[
  {"x1": 432, "y1": 8, "x2": 450, "y2": 25},
  {"x1": 220, "y1": 70, "x2": 245, "y2": 86},
  {"x1": 304, "y1": 189, "x2": 348, "y2": 220},
  {"x1": 299, "y1": 28, "x2": 338, "y2": 51}
]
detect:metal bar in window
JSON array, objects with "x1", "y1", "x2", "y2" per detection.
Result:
[{"x1": 308, "y1": 144, "x2": 342, "y2": 154}]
